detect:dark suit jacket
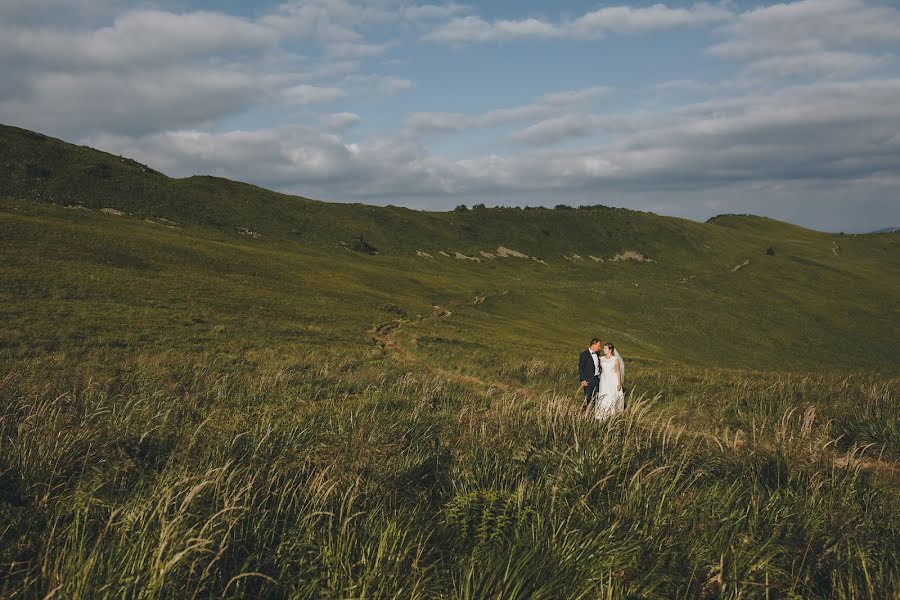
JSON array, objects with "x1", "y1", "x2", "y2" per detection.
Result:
[{"x1": 579, "y1": 349, "x2": 599, "y2": 382}]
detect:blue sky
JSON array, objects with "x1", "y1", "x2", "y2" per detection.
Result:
[{"x1": 2, "y1": 0, "x2": 899, "y2": 231}]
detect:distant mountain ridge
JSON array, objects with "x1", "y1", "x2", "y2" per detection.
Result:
[{"x1": 871, "y1": 226, "x2": 900, "y2": 234}]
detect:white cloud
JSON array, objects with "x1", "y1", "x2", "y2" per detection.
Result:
[
  {"x1": 0, "y1": 7, "x2": 284, "y2": 135},
  {"x1": 424, "y1": 3, "x2": 732, "y2": 43},
  {"x1": 406, "y1": 111, "x2": 474, "y2": 133},
  {"x1": 406, "y1": 85, "x2": 609, "y2": 134},
  {"x1": 344, "y1": 74, "x2": 416, "y2": 95},
  {"x1": 74, "y1": 74, "x2": 900, "y2": 231},
  {"x1": 87, "y1": 126, "x2": 456, "y2": 198},
  {"x1": 377, "y1": 76, "x2": 416, "y2": 94},
  {"x1": 0, "y1": 0, "x2": 120, "y2": 24},
  {"x1": 402, "y1": 3, "x2": 469, "y2": 21},
  {"x1": 105, "y1": 78, "x2": 900, "y2": 196},
  {"x1": 326, "y1": 41, "x2": 391, "y2": 58},
  {"x1": 283, "y1": 84, "x2": 347, "y2": 105},
  {"x1": 321, "y1": 112, "x2": 361, "y2": 129},
  {"x1": 708, "y1": 0, "x2": 900, "y2": 80},
  {"x1": 539, "y1": 86, "x2": 610, "y2": 105},
  {"x1": 654, "y1": 79, "x2": 718, "y2": 94},
  {"x1": 744, "y1": 50, "x2": 889, "y2": 79},
  {"x1": 0, "y1": 65, "x2": 260, "y2": 137},
  {"x1": 261, "y1": 0, "x2": 396, "y2": 42},
  {"x1": 0, "y1": 9, "x2": 276, "y2": 70},
  {"x1": 571, "y1": 3, "x2": 732, "y2": 38},
  {"x1": 716, "y1": 0, "x2": 900, "y2": 54},
  {"x1": 509, "y1": 115, "x2": 597, "y2": 146},
  {"x1": 423, "y1": 15, "x2": 562, "y2": 43}
]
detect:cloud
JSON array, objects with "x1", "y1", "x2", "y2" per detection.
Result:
[
  {"x1": 406, "y1": 85, "x2": 609, "y2": 134},
  {"x1": 85, "y1": 126, "x2": 457, "y2": 198},
  {"x1": 0, "y1": 9, "x2": 276, "y2": 70},
  {"x1": 0, "y1": 65, "x2": 260, "y2": 137},
  {"x1": 708, "y1": 0, "x2": 900, "y2": 80},
  {"x1": 344, "y1": 74, "x2": 416, "y2": 95},
  {"x1": 0, "y1": 0, "x2": 120, "y2": 24},
  {"x1": 654, "y1": 79, "x2": 718, "y2": 94},
  {"x1": 423, "y1": 15, "x2": 561, "y2": 43},
  {"x1": 326, "y1": 41, "x2": 391, "y2": 58},
  {"x1": 261, "y1": 0, "x2": 397, "y2": 42},
  {"x1": 424, "y1": 3, "x2": 732, "y2": 43},
  {"x1": 510, "y1": 115, "x2": 598, "y2": 146},
  {"x1": 402, "y1": 3, "x2": 469, "y2": 21},
  {"x1": 0, "y1": 8, "x2": 281, "y2": 135},
  {"x1": 321, "y1": 112, "x2": 361, "y2": 129},
  {"x1": 0, "y1": 2, "x2": 418, "y2": 136},
  {"x1": 95, "y1": 77, "x2": 900, "y2": 199},
  {"x1": 571, "y1": 3, "x2": 732, "y2": 38},
  {"x1": 74, "y1": 74, "x2": 900, "y2": 231},
  {"x1": 713, "y1": 0, "x2": 900, "y2": 57},
  {"x1": 283, "y1": 84, "x2": 347, "y2": 105},
  {"x1": 744, "y1": 50, "x2": 889, "y2": 79},
  {"x1": 376, "y1": 76, "x2": 416, "y2": 94}
]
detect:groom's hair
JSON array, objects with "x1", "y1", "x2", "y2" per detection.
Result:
[{"x1": 590, "y1": 337, "x2": 601, "y2": 345}]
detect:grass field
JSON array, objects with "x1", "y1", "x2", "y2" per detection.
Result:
[{"x1": 1, "y1": 124, "x2": 898, "y2": 598}]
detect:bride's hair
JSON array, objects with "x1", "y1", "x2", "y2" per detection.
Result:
[{"x1": 603, "y1": 342, "x2": 615, "y2": 353}]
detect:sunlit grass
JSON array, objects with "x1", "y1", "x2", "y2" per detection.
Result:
[{"x1": 1, "y1": 352, "x2": 897, "y2": 598}]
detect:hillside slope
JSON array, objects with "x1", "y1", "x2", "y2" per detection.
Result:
[{"x1": 1, "y1": 123, "x2": 898, "y2": 374}]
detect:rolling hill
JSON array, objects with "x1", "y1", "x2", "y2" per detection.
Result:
[{"x1": 1, "y1": 123, "x2": 898, "y2": 374}]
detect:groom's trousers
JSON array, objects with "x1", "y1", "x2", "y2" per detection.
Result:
[{"x1": 582, "y1": 375, "x2": 600, "y2": 410}]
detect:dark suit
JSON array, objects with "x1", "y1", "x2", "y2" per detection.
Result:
[{"x1": 579, "y1": 349, "x2": 601, "y2": 409}]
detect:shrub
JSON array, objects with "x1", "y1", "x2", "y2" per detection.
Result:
[{"x1": 351, "y1": 235, "x2": 379, "y2": 255}]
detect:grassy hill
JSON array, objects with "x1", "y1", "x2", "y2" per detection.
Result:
[
  {"x1": 1, "y1": 123, "x2": 898, "y2": 373},
  {"x1": 1, "y1": 123, "x2": 898, "y2": 598}
]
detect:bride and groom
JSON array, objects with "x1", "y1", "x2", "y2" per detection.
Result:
[{"x1": 579, "y1": 338, "x2": 625, "y2": 420}]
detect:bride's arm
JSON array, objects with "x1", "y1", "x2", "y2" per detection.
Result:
[{"x1": 615, "y1": 360, "x2": 621, "y2": 390}]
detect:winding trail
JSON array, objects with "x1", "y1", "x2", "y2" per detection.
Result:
[{"x1": 371, "y1": 303, "x2": 532, "y2": 397}]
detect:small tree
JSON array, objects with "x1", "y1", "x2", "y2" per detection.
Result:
[
  {"x1": 766, "y1": 246, "x2": 776, "y2": 256},
  {"x1": 454, "y1": 204, "x2": 468, "y2": 212},
  {"x1": 352, "y1": 235, "x2": 379, "y2": 255}
]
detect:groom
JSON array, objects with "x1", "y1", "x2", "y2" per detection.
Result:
[{"x1": 579, "y1": 338, "x2": 602, "y2": 411}]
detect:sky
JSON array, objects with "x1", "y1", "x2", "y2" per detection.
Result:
[{"x1": 2, "y1": 0, "x2": 900, "y2": 232}]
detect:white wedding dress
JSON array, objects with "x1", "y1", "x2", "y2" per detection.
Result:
[{"x1": 595, "y1": 354, "x2": 625, "y2": 420}]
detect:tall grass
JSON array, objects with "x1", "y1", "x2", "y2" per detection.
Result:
[{"x1": 1, "y1": 352, "x2": 897, "y2": 598}]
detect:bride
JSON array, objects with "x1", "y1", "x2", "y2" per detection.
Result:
[{"x1": 595, "y1": 342, "x2": 625, "y2": 420}]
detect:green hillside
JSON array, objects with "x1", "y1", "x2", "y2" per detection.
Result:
[
  {"x1": 1, "y1": 124, "x2": 898, "y2": 598},
  {"x1": 1, "y1": 123, "x2": 898, "y2": 373}
]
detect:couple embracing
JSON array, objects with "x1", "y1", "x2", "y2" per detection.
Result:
[{"x1": 579, "y1": 338, "x2": 625, "y2": 420}]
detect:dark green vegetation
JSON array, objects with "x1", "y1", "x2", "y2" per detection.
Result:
[{"x1": 1, "y1": 123, "x2": 898, "y2": 598}]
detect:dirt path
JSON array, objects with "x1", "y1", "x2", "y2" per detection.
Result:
[
  {"x1": 373, "y1": 320, "x2": 410, "y2": 359},
  {"x1": 371, "y1": 304, "x2": 534, "y2": 397}
]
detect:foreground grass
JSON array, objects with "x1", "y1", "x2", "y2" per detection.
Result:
[{"x1": 1, "y1": 349, "x2": 897, "y2": 599}]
